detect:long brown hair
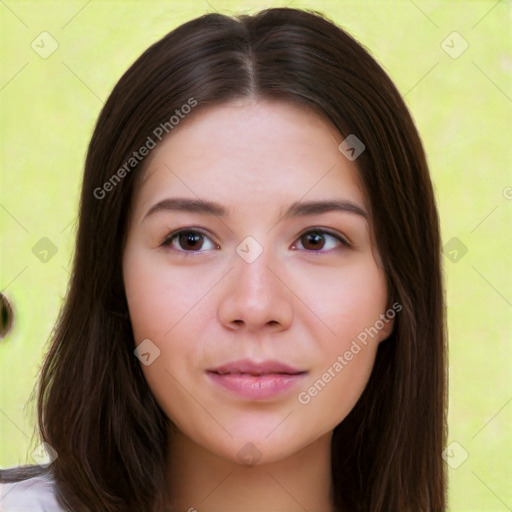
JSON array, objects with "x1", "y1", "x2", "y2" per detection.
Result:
[{"x1": 0, "y1": 7, "x2": 447, "y2": 511}]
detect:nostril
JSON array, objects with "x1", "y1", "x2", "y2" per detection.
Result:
[{"x1": 0, "y1": 293, "x2": 14, "y2": 339}]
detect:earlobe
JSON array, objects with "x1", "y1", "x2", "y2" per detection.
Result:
[
  {"x1": 378, "y1": 316, "x2": 395, "y2": 343},
  {"x1": 378, "y1": 299, "x2": 401, "y2": 343}
]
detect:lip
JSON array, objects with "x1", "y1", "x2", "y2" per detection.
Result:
[{"x1": 206, "y1": 359, "x2": 308, "y2": 400}]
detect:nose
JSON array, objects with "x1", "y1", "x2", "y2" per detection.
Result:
[{"x1": 217, "y1": 244, "x2": 293, "y2": 333}]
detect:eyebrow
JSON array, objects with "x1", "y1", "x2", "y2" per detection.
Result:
[{"x1": 143, "y1": 197, "x2": 368, "y2": 222}]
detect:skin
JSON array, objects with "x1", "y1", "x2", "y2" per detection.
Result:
[{"x1": 122, "y1": 97, "x2": 394, "y2": 512}]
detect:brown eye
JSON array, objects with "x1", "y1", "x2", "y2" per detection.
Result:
[
  {"x1": 178, "y1": 231, "x2": 204, "y2": 250},
  {"x1": 161, "y1": 229, "x2": 216, "y2": 253},
  {"x1": 294, "y1": 229, "x2": 349, "y2": 252},
  {"x1": 301, "y1": 231, "x2": 327, "y2": 250}
]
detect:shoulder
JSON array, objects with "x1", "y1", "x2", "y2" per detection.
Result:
[{"x1": 0, "y1": 468, "x2": 65, "y2": 512}]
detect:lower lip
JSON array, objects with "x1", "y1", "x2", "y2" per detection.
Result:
[{"x1": 206, "y1": 371, "x2": 307, "y2": 400}]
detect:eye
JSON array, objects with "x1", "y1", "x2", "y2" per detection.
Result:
[
  {"x1": 292, "y1": 229, "x2": 350, "y2": 252},
  {"x1": 161, "y1": 227, "x2": 350, "y2": 254},
  {"x1": 161, "y1": 229, "x2": 217, "y2": 253}
]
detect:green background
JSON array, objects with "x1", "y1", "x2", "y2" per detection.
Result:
[{"x1": 1, "y1": 1, "x2": 511, "y2": 510}]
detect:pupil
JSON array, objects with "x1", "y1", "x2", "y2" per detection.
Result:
[
  {"x1": 305, "y1": 232, "x2": 324, "y2": 250},
  {"x1": 181, "y1": 232, "x2": 202, "y2": 249}
]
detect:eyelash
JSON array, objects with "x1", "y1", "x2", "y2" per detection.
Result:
[{"x1": 160, "y1": 227, "x2": 351, "y2": 255}]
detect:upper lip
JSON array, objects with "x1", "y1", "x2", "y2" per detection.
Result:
[{"x1": 207, "y1": 359, "x2": 307, "y2": 376}]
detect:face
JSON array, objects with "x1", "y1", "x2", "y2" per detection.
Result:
[{"x1": 122, "y1": 98, "x2": 394, "y2": 466}]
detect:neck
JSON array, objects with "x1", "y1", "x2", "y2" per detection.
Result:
[{"x1": 163, "y1": 427, "x2": 334, "y2": 512}]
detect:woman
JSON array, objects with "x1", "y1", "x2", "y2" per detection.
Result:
[{"x1": 0, "y1": 7, "x2": 447, "y2": 511}]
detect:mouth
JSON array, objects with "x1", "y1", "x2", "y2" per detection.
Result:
[
  {"x1": 208, "y1": 359, "x2": 306, "y2": 376},
  {"x1": 206, "y1": 359, "x2": 308, "y2": 400}
]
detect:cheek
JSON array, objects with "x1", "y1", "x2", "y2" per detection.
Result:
[
  {"x1": 295, "y1": 259, "x2": 388, "y2": 425},
  {"x1": 123, "y1": 247, "x2": 205, "y2": 343},
  {"x1": 296, "y1": 346, "x2": 377, "y2": 437},
  {"x1": 314, "y1": 258, "x2": 389, "y2": 345},
  {"x1": 123, "y1": 248, "x2": 212, "y2": 424}
]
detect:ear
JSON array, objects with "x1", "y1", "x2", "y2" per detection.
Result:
[
  {"x1": 378, "y1": 317, "x2": 394, "y2": 343},
  {"x1": 377, "y1": 300, "x2": 401, "y2": 343}
]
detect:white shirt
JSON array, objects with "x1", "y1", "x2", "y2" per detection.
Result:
[{"x1": 0, "y1": 473, "x2": 65, "y2": 512}]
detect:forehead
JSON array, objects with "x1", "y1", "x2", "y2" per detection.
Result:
[{"x1": 130, "y1": 98, "x2": 367, "y2": 221}]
